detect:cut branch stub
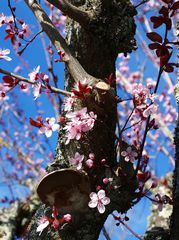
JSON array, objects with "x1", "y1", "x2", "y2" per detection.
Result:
[
  {"x1": 95, "y1": 81, "x2": 110, "y2": 91},
  {"x1": 37, "y1": 169, "x2": 91, "y2": 213}
]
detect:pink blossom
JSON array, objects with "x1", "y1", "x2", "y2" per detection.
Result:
[
  {"x1": 63, "y1": 214, "x2": 72, "y2": 222},
  {"x1": 132, "y1": 83, "x2": 150, "y2": 107},
  {"x1": 69, "y1": 152, "x2": 84, "y2": 170},
  {"x1": 21, "y1": 23, "x2": 32, "y2": 36},
  {"x1": 143, "y1": 103, "x2": 158, "y2": 118},
  {"x1": 89, "y1": 153, "x2": 95, "y2": 160},
  {"x1": 86, "y1": 159, "x2": 94, "y2": 168},
  {"x1": 64, "y1": 94, "x2": 75, "y2": 112},
  {"x1": 88, "y1": 189, "x2": 110, "y2": 214},
  {"x1": 64, "y1": 107, "x2": 96, "y2": 144},
  {"x1": 121, "y1": 146, "x2": 138, "y2": 163},
  {"x1": 0, "y1": 49, "x2": 12, "y2": 61},
  {"x1": 40, "y1": 73, "x2": 49, "y2": 82},
  {"x1": 40, "y1": 117, "x2": 59, "y2": 137},
  {"x1": 0, "y1": 13, "x2": 6, "y2": 27},
  {"x1": 103, "y1": 178, "x2": 109, "y2": 184},
  {"x1": 36, "y1": 216, "x2": 49, "y2": 236},
  {"x1": 28, "y1": 66, "x2": 40, "y2": 82},
  {"x1": 33, "y1": 82, "x2": 42, "y2": 100}
]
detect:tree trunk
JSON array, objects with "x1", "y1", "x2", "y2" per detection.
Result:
[{"x1": 25, "y1": 1, "x2": 137, "y2": 239}]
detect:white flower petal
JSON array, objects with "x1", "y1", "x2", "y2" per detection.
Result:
[
  {"x1": 101, "y1": 197, "x2": 110, "y2": 205},
  {"x1": 45, "y1": 130, "x2": 52, "y2": 138},
  {"x1": 88, "y1": 200, "x2": 98, "y2": 208},
  {"x1": 97, "y1": 203, "x2": 105, "y2": 214},
  {"x1": 97, "y1": 190, "x2": 105, "y2": 199},
  {"x1": 52, "y1": 124, "x2": 59, "y2": 132},
  {"x1": 89, "y1": 192, "x2": 98, "y2": 200}
]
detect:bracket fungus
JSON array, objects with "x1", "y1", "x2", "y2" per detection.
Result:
[{"x1": 37, "y1": 169, "x2": 91, "y2": 213}]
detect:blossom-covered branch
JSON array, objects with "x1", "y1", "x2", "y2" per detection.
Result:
[{"x1": 0, "y1": 68, "x2": 71, "y2": 96}]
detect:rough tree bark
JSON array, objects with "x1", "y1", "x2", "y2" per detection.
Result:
[{"x1": 23, "y1": 0, "x2": 138, "y2": 239}]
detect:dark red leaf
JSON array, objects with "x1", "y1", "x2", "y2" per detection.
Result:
[
  {"x1": 147, "y1": 32, "x2": 163, "y2": 43},
  {"x1": 148, "y1": 43, "x2": 161, "y2": 50},
  {"x1": 29, "y1": 118, "x2": 43, "y2": 128},
  {"x1": 137, "y1": 171, "x2": 151, "y2": 182},
  {"x1": 159, "y1": 6, "x2": 169, "y2": 16},
  {"x1": 164, "y1": 17, "x2": 172, "y2": 30},
  {"x1": 164, "y1": 65, "x2": 174, "y2": 72},
  {"x1": 164, "y1": 64, "x2": 174, "y2": 72},
  {"x1": 171, "y1": 1, "x2": 179, "y2": 10},
  {"x1": 160, "y1": 55, "x2": 169, "y2": 67},
  {"x1": 161, "y1": 0, "x2": 173, "y2": 4},
  {"x1": 150, "y1": 16, "x2": 164, "y2": 28}
]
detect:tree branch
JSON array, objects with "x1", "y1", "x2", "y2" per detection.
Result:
[
  {"x1": 24, "y1": 0, "x2": 99, "y2": 86},
  {"x1": 0, "y1": 68, "x2": 71, "y2": 96},
  {"x1": 46, "y1": 0, "x2": 92, "y2": 26}
]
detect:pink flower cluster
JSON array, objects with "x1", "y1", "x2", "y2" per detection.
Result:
[
  {"x1": 0, "y1": 13, "x2": 32, "y2": 49},
  {"x1": 36, "y1": 207, "x2": 71, "y2": 236},
  {"x1": 64, "y1": 107, "x2": 97, "y2": 144},
  {"x1": 132, "y1": 83, "x2": 158, "y2": 119}
]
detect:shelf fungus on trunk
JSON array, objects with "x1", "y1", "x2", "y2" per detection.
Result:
[{"x1": 36, "y1": 169, "x2": 91, "y2": 214}]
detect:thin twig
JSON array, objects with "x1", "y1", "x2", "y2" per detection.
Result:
[
  {"x1": 18, "y1": 30, "x2": 43, "y2": 55},
  {"x1": 102, "y1": 227, "x2": 111, "y2": 240},
  {"x1": 121, "y1": 108, "x2": 135, "y2": 132},
  {"x1": 112, "y1": 213, "x2": 142, "y2": 240},
  {"x1": 135, "y1": 0, "x2": 149, "y2": 9},
  {"x1": 8, "y1": 0, "x2": 18, "y2": 31},
  {"x1": 119, "y1": 220, "x2": 143, "y2": 240},
  {"x1": 0, "y1": 68, "x2": 71, "y2": 96}
]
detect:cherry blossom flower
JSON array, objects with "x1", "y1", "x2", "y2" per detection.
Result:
[
  {"x1": 88, "y1": 189, "x2": 110, "y2": 214},
  {"x1": 40, "y1": 117, "x2": 59, "y2": 137},
  {"x1": 0, "y1": 48, "x2": 12, "y2": 61},
  {"x1": 36, "y1": 216, "x2": 50, "y2": 236},
  {"x1": 64, "y1": 94, "x2": 75, "y2": 112},
  {"x1": 21, "y1": 23, "x2": 32, "y2": 37},
  {"x1": 33, "y1": 82, "x2": 42, "y2": 100},
  {"x1": 132, "y1": 83, "x2": 150, "y2": 107},
  {"x1": 69, "y1": 152, "x2": 84, "y2": 170},
  {"x1": 86, "y1": 159, "x2": 94, "y2": 168},
  {"x1": 63, "y1": 214, "x2": 72, "y2": 222},
  {"x1": 39, "y1": 73, "x2": 49, "y2": 82},
  {"x1": 121, "y1": 146, "x2": 138, "y2": 163},
  {"x1": 143, "y1": 103, "x2": 158, "y2": 118},
  {"x1": 86, "y1": 153, "x2": 95, "y2": 168},
  {"x1": 0, "y1": 13, "x2": 6, "y2": 27},
  {"x1": 64, "y1": 107, "x2": 96, "y2": 144},
  {"x1": 28, "y1": 66, "x2": 40, "y2": 82}
]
